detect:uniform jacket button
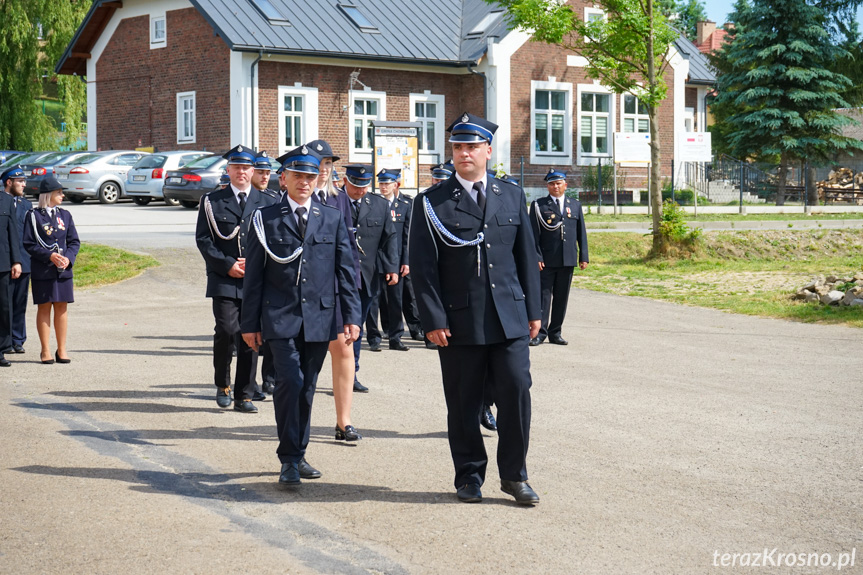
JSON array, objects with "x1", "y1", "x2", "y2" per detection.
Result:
[
  {"x1": 486, "y1": 243, "x2": 491, "y2": 248},
  {"x1": 491, "y1": 284, "x2": 496, "y2": 288},
  {"x1": 488, "y1": 264, "x2": 493, "y2": 268}
]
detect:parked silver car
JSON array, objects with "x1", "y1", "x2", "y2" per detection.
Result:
[
  {"x1": 55, "y1": 150, "x2": 150, "y2": 204},
  {"x1": 125, "y1": 151, "x2": 209, "y2": 206},
  {"x1": 24, "y1": 151, "x2": 92, "y2": 198}
]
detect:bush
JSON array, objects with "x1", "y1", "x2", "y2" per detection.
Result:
[
  {"x1": 650, "y1": 200, "x2": 703, "y2": 257},
  {"x1": 581, "y1": 163, "x2": 615, "y2": 193}
]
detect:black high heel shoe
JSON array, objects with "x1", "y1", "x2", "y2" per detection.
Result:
[
  {"x1": 41, "y1": 353, "x2": 54, "y2": 365},
  {"x1": 55, "y1": 351, "x2": 71, "y2": 364},
  {"x1": 335, "y1": 424, "x2": 362, "y2": 441}
]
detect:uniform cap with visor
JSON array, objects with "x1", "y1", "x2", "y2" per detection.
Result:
[{"x1": 447, "y1": 112, "x2": 498, "y2": 144}]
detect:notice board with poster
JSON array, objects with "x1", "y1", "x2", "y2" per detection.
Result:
[{"x1": 371, "y1": 121, "x2": 422, "y2": 195}]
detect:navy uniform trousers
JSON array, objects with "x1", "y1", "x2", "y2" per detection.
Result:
[{"x1": 409, "y1": 176, "x2": 541, "y2": 488}]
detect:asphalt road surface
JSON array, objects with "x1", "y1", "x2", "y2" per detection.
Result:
[{"x1": 1, "y1": 205, "x2": 860, "y2": 574}]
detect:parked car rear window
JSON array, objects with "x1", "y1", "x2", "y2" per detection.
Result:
[
  {"x1": 69, "y1": 154, "x2": 102, "y2": 164},
  {"x1": 35, "y1": 152, "x2": 75, "y2": 166},
  {"x1": 134, "y1": 155, "x2": 167, "y2": 169},
  {"x1": 179, "y1": 153, "x2": 207, "y2": 167},
  {"x1": 185, "y1": 155, "x2": 223, "y2": 169}
]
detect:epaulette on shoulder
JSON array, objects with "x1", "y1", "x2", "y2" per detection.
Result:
[{"x1": 261, "y1": 188, "x2": 278, "y2": 199}]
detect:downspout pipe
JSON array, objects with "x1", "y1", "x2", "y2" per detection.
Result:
[
  {"x1": 250, "y1": 50, "x2": 263, "y2": 149},
  {"x1": 467, "y1": 63, "x2": 488, "y2": 119}
]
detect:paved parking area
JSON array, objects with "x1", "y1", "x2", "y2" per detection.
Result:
[{"x1": 1, "y1": 240, "x2": 861, "y2": 574}]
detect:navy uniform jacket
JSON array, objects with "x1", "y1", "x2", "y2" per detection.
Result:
[
  {"x1": 313, "y1": 189, "x2": 361, "y2": 288},
  {"x1": 353, "y1": 192, "x2": 398, "y2": 291},
  {"x1": 22, "y1": 208, "x2": 80, "y2": 281},
  {"x1": 408, "y1": 176, "x2": 541, "y2": 346},
  {"x1": 240, "y1": 202, "x2": 361, "y2": 343},
  {"x1": 529, "y1": 195, "x2": 589, "y2": 267},
  {"x1": 9, "y1": 195, "x2": 32, "y2": 273},
  {"x1": 0, "y1": 192, "x2": 22, "y2": 273},
  {"x1": 195, "y1": 186, "x2": 279, "y2": 299},
  {"x1": 375, "y1": 193, "x2": 412, "y2": 271}
]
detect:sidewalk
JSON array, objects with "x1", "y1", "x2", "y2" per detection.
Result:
[{"x1": 1, "y1": 248, "x2": 860, "y2": 574}]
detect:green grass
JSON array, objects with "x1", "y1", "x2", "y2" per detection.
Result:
[
  {"x1": 583, "y1": 212, "x2": 863, "y2": 223},
  {"x1": 573, "y1": 231, "x2": 863, "y2": 328},
  {"x1": 74, "y1": 244, "x2": 159, "y2": 288}
]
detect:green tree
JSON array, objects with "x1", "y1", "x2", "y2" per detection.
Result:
[
  {"x1": 490, "y1": 0, "x2": 679, "y2": 253},
  {"x1": 659, "y1": 0, "x2": 708, "y2": 43},
  {"x1": 0, "y1": 0, "x2": 88, "y2": 151},
  {"x1": 711, "y1": 0, "x2": 863, "y2": 205}
]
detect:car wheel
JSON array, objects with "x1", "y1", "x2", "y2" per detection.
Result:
[
  {"x1": 164, "y1": 197, "x2": 180, "y2": 206},
  {"x1": 98, "y1": 181, "x2": 121, "y2": 204},
  {"x1": 67, "y1": 196, "x2": 85, "y2": 204},
  {"x1": 131, "y1": 197, "x2": 152, "y2": 206},
  {"x1": 180, "y1": 200, "x2": 199, "y2": 209}
]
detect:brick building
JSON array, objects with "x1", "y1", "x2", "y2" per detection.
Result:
[{"x1": 57, "y1": 0, "x2": 714, "y2": 195}]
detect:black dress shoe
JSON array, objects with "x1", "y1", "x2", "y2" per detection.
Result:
[
  {"x1": 456, "y1": 483, "x2": 482, "y2": 503},
  {"x1": 480, "y1": 405, "x2": 497, "y2": 431},
  {"x1": 548, "y1": 335, "x2": 568, "y2": 345},
  {"x1": 279, "y1": 462, "x2": 300, "y2": 485},
  {"x1": 388, "y1": 339, "x2": 408, "y2": 351},
  {"x1": 234, "y1": 399, "x2": 258, "y2": 413},
  {"x1": 262, "y1": 380, "x2": 275, "y2": 395},
  {"x1": 252, "y1": 390, "x2": 267, "y2": 402},
  {"x1": 335, "y1": 424, "x2": 362, "y2": 441},
  {"x1": 425, "y1": 340, "x2": 438, "y2": 349},
  {"x1": 529, "y1": 337, "x2": 544, "y2": 347},
  {"x1": 298, "y1": 458, "x2": 322, "y2": 479},
  {"x1": 0, "y1": 355, "x2": 10, "y2": 367},
  {"x1": 500, "y1": 480, "x2": 540, "y2": 505},
  {"x1": 216, "y1": 387, "x2": 232, "y2": 408},
  {"x1": 410, "y1": 330, "x2": 425, "y2": 341},
  {"x1": 12, "y1": 344, "x2": 25, "y2": 354},
  {"x1": 368, "y1": 341, "x2": 382, "y2": 352},
  {"x1": 353, "y1": 379, "x2": 369, "y2": 393}
]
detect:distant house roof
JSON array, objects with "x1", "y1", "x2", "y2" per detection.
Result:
[
  {"x1": 673, "y1": 34, "x2": 716, "y2": 86},
  {"x1": 697, "y1": 28, "x2": 728, "y2": 54},
  {"x1": 57, "y1": 0, "x2": 510, "y2": 76}
]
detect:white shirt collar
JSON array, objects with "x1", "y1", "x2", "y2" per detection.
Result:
[
  {"x1": 285, "y1": 195, "x2": 312, "y2": 214},
  {"x1": 230, "y1": 184, "x2": 251, "y2": 202}
]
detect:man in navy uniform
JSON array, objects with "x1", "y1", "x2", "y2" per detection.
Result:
[
  {"x1": 241, "y1": 145, "x2": 360, "y2": 485},
  {"x1": 2, "y1": 166, "x2": 32, "y2": 355},
  {"x1": 366, "y1": 168, "x2": 412, "y2": 351},
  {"x1": 251, "y1": 150, "x2": 277, "y2": 396},
  {"x1": 0, "y1": 167, "x2": 24, "y2": 367},
  {"x1": 195, "y1": 145, "x2": 279, "y2": 412},
  {"x1": 409, "y1": 112, "x2": 542, "y2": 505},
  {"x1": 529, "y1": 169, "x2": 588, "y2": 346},
  {"x1": 343, "y1": 164, "x2": 398, "y2": 390}
]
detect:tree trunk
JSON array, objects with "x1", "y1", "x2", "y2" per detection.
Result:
[
  {"x1": 646, "y1": 0, "x2": 664, "y2": 253},
  {"x1": 806, "y1": 165, "x2": 818, "y2": 206},
  {"x1": 776, "y1": 153, "x2": 787, "y2": 206}
]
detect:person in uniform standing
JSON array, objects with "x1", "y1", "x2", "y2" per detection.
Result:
[
  {"x1": 251, "y1": 150, "x2": 277, "y2": 396},
  {"x1": 241, "y1": 145, "x2": 361, "y2": 485},
  {"x1": 0, "y1": 169, "x2": 23, "y2": 367},
  {"x1": 409, "y1": 112, "x2": 542, "y2": 505},
  {"x1": 22, "y1": 177, "x2": 79, "y2": 364},
  {"x1": 529, "y1": 169, "x2": 588, "y2": 346},
  {"x1": 2, "y1": 166, "x2": 32, "y2": 355},
  {"x1": 366, "y1": 168, "x2": 412, "y2": 351},
  {"x1": 195, "y1": 145, "x2": 278, "y2": 413},
  {"x1": 343, "y1": 164, "x2": 398, "y2": 390}
]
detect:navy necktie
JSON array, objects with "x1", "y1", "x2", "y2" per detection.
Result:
[
  {"x1": 238, "y1": 191, "x2": 247, "y2": 212},
  {"x1": 295, "y1": 206, "x2": 307, "y2": 238},
  {"x1": 473, "y1": 182, "x2": 486, "y2": 211}
]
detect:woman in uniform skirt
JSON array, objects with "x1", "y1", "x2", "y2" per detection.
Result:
[{"x1": 22, "y1": 177, "x2": 80, "y2": 364}]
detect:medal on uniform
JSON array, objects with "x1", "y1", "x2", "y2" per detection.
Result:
[
  {"x1": 391, "y1": 209, "x2": 396, "y2": 222},
  {"x1": 43, "y1": 223, "x2": 52, "y2": 236},
  {"x1": 566, "y1": 207, "x2": 571, "y2": 218},
  {"x1": 56, "y1": 216, "x2": 65, "y2": 231}
]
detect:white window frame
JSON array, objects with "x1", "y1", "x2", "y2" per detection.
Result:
[
  {"x1": 409, "y1": 92, "x2": 445, "y2": 165},
  {"x1": 576, "y1": 83, "x2": 615, "y2": 166},
  {"x1": 150, "y1": 15, "x2": 166, "y2": 49},
  {"x1": 276, "y1": 85, "x2": 320, "y2": 155},
  {"x1": 583, "y1": 7, "x2": 606, "y2": 43},
  {"x1": 530, "y1": 79, "x2": 572, "y2": 166},
  {"x1": 176, "y1": 91, "x2": 196, "y2": 144},
  {"x1": 349, "y1": 89, "x2": 386, "y2": 162},
  {"x1": 620, "y1": 93, "x2": 650, "y2": 134}
]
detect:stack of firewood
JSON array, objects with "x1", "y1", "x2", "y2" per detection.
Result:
[{"x1": 816, "y1": 167, "x2": 863, "y2": 203}]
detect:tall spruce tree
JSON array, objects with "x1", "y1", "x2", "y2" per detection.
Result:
[
  {"x1": 711, "y1": 0, "x2": 862, "y2": 204},
  {"x1": 0, "y1": 0, "x2": 88, "y2": 151}
]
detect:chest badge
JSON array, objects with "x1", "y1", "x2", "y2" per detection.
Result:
[
  {"x1": 56, "y1": 216, "x2": 66, "y2": 231},
  {"x1": 43, "y1": 223, "x2": 53, "y2": 236}
]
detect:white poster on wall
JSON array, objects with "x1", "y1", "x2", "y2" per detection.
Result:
[
  {"x1": 678, "y1": 132, "x2": 712, "y2": 162},
  {"x1": 614, "y1": 132, "x2": 651, "y2": 163}
]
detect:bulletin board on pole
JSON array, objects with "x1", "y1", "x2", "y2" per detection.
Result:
[
  {"x1": 371, "y1": 121, "x2": 422, "y2": 195},
  {"x1": 613, "y1": 132, "x2": 651, "y2": 164}
]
